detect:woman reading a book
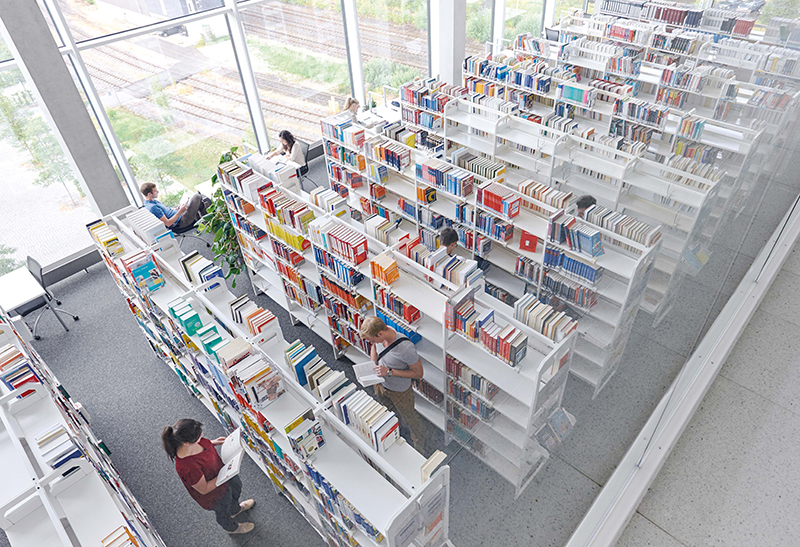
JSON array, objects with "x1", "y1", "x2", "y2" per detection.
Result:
[
  {"x1": 266, "y1": 130, "x2": 304, "y2": 166},
  {"x1": 359, "y1": 316, "x2": 426, "y2": 454},
  {"x1": 161, "y1": 419, "x2": 255, "y2": 535}
]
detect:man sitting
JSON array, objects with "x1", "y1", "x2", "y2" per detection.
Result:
[{"x1": 141, "y1": 182, "x2": 210, "y2": 231}]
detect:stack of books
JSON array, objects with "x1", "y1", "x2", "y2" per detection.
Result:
[
  {"x1": 265, "y1": 217, "x2": 310, "y2": 252},
  {"x1": 215, "y1": 337, "x2": 252, "y2": 371},
  {"x1": 514, "y1": 293, "x2": 578, "y2": 342},
  {"x1": 324, "y1": 293, "x2": 366, "y2": 329},
  {"x1": 35, "y1": 424, "x2": 82, "y2": 470},
  {"x1": 285, "y1": 409, "x2": 325, "y2": 461},
  {"x1": 452, "y1": 149, "x2": 506, "y2": 183},
  {"x1": 167, "y1": 298, "x2": 204, "y2": 337},
  {"x1": 365, "y1": 215, "x2": 395, "y2": 244},
  {"x1": 540, "y1": 269, "x2": 598, "y2": 310},
  {"x1": 332, "y1": 388, "x2": 400, "y2": 453},
  {"x1": 477, "y1": 182, "x2": 521, "y2": 218},
  {"x1": 370, "y1": 138, "x2": 412, "y2": 172},
  {"x1": 309, "y1": 218, "x2": 369, "y2": 265},
  {"x1": 127, "y1": 208, "x2": 167, "y2": 245},
  {"x1": 315, "y1": 246, "x2": 365, "y2": 286},
  {"x1": 327, "y1": 162, "x2": 363, "y2": 189},
  {"x1": 321, "y1": 113, "x2": 364, "y2": 146},
  {"x1": 120, "y1": 250, "x2": 165, "y2": 293},
  {"x1": 320, "y1": 274, "x2": 371, "y2": 310},
  {"x1": 370, "y1": 252, "x2": 400, "y2": 285},
  {"x1": 584, "y1": 204, "x2": 661, "y2": 248},
  {"x1": 447, "y1": 376, "x2": 495, "y2": 421},
  {"x1": 0, "y1": 344, "x2": 40, "y2": 398},
  {"x1": 230, "y1": 356, "x2": 284, "y2": 411},
  {"x1": 414, "y1": 378, "x2": 444, "y2": 405},
  {"x1": 86, "y1": 220, "x2": 125, "y2": 257},
  {"x1": 416, "y1": 158, "x2": 474, "y2": 197},
  {"x1": 515, "y1": 255, "x2": 542, "y2": 283},
  {"x1": 218, "y1": 161, "x2": 263, "y2": 200},
  {"x1": 476, "y1": 210, "x2": 514, "y2": 242},
  {"x1": 227, "y1": 295, "x2": 278, "y2": 335},
  {"x1": 271, "y1": 239, "x2": 305, "y2": 267},
  {"x1": 179, "y1": 251, "x2": 225, "y2": 290},
  {"x1": 285, "y1": 340, "x2": 323, "y2": 387},
  {"x1": 548, "y1": 211, "x2": 605, "y2": 257}
]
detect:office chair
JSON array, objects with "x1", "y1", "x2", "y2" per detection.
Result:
[
  {"x1": 17, "y1": 256, "x2": 79, "y2": 340},
  {"x1": 296, "y1": 139, "x2": 317, "y2": 191},
  {"x1": 172, "y1": 223, "x2": 211, "y2": 250}
]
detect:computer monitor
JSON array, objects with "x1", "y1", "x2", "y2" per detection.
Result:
[{"x1": 544, "y1": 28, "x2": 560, "y2": 42}]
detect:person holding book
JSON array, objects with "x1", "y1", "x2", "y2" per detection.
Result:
[
  {"x1": 440, "y1": 227, "x2": 459, "y2": 254},
  {"x1": 266, "y1": 130, "x2": 304, "y2": 166},
  {"x1": 359, "y1": 316, "x2": 426, "y2": 453},
  {"x1": 575, "y1": 195, "x2": 597, "y2": 219},
  {"x1": 141, "y1": 182, "x2": 210, "y2": 231},
  {"x1": 343, "y1": 97, "x2": 360, "y2": 121},
  {"x1": 161, "y1": 418, "x2": 255, "y2": 535}
]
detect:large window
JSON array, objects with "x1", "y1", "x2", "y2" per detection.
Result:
[
  {"x1": 81, "y1": 17, "x2": 254, "y2": 205},
  {"x1": 240, "y1": 0, "x2": 352, "y2": 144},
  {"x1": 356, "y1": 0, "x2": 429, "y2": 97},
  {"x1": 466, "y1": 0, "x2": 494, "y2": 56},
  {"x1": 0, "y1": 47, "x2": 95, "y2": 271},
  {"x1": 504, "y1": 0, "x2": 543, "y2": 41}
]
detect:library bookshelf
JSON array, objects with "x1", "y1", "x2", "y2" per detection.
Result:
[
  {"x1": 0, "y1": 312, "x2": 166, "y2": 547},
  {"x1": 89, "y1": 206, "x2": 453, "y2": 547}
]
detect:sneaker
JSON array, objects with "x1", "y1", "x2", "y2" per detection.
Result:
[
  {"x1": 228, "y1": 522, "x2": 254, "y2": 535},
  {"x1": 231, "y1": 499, "x2": 255, "y2": 517}
]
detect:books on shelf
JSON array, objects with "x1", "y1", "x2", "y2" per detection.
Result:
[
  {"x1": 87, "y1": 220, "x2": 125, "y2": 257},
  {"x1": 0, "y1": 344, "x2": 40, "y2": 398},
  {"x1": 285, "y1": 408, "x2": 325, "y2": 461},
  {"x1": 308, "y1": 218, "x2": 369, "y2": 265},
  {"x1": 35, "y1": 424, "x2": 82, "y2": 470},
  {"x1": 543, "y1": 246, "x2": 604, "y2": 286},
  {"x1": 373, "y1": 284, "x2": 421, "y2": 325},
  {"x1": 445, "y1": 354, "x2": 499, "y2": 400},
  {"x1": 321, "y1": 113, "x2": 365, "y2": 147},
  {"x1": 229, "y1": 355, "x2": 284, "y2": 409},
  {"x1": 101, "y1": 526, "x2": 138, "y2": 547},
  {"x1": 401, "y1": 235, "x2": 483, "y2": 287},
  {"x1": 120, "y1": 250, "x2": 166, "y2": 293},
  {"x1": 334, "y1": 388, "x2": 400, "y2": 453},
  {"x1": 584, "y1": 204, "x2": 662, "y2": 248},
  {"x1": 548, "y1": 211, "x2": 605, "y2": 258},
  {"x1": 513, "y1": 293, "x2": 577, "y2": 342},
  {"x1": 370, "y1": 252, "x2": 400, "y2": 285},
  {"x1": 416, "y1": 158, "x2": 474, "y2": 197},
  {"x1": 477, "y1": 182, "x2": 521, "y2": 218},
  {"x1": 375, "y1": 308, "x2": 422, "y2": 344},
  {"x1": 127, "y1": 207, "x2": 166, "y2": 245},
  {"x1": 310, "y1": 187, "x2": 348, "y2": 218}
]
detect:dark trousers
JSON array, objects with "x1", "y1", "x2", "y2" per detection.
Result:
[
  {"x1": 174, "y1": 193, "x2": 211, "y2": 231},
  {"x1": 210, "y1": 475, "x2": 242, "y2": 532}
]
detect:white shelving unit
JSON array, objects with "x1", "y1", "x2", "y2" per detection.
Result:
[
  {"x1": 90, "y1": 207, "x2": 453, "y2": 547},
  {"x1": 0, "y1": 312, "x2": 166, "y2": 547}
]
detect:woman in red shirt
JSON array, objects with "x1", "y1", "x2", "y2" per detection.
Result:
[{"x1": 162, "y1": 419, "x2": 255, "y2": 534}]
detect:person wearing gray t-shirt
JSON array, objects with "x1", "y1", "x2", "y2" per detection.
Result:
[{"x1": 359, "y1": 316, "x2": 425, "y2": 454}]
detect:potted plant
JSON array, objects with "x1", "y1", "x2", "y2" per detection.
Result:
[{"x1": 197, "y1": 147, "x2": 244, "y2": 287}]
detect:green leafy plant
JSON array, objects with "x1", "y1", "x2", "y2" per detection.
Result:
[{"x1": 197, "y1": 147, "x2": 244, "y2": 288}]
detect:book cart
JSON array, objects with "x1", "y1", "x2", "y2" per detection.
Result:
[
  {"x1": 0, "y1": 312, "x2": 166, "y2": 547},
  {"x1": 88, "y1": 207, "x2": 454, "y2": 547}
]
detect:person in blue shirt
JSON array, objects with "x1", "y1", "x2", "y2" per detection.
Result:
[{"x1": 140, "y1": 182, "x2": 210, "y2": 231}]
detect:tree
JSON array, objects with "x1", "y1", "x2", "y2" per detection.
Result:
[
  {"x1": 0, "y1": 94, "x2": 34, "y2": 157},
  {"x1": 467, "y1": 6, "x2": 493, "y2": 44},
  {"x1": 0, "y1": 245, "x2": 23, "y2": 276},
  {"x1": 759, "y1": 0, "x2": 800, "y2": 24}
]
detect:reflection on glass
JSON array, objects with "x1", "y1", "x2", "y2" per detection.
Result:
[
  {"x1": 466, "y1": 0, "x2": 494, "y2": 56},
  {"x1": 0, "y1": 59, "x2": 95, "y2": 269},
  {"x1": 553, "y1": 0, "x2": 587, "y2": 24},
  {"x1": 356, "y1": 0, "x2": 428, "y2": 98},
  {"x1": 240, "y1": 0, "x2": 351, "y2": 144},
  {"x1": 504, "y1": 0, "x2": 544, "y2": 41},
  {"x1": 52, "y1": 0, "x2": 225, "y2": 41},
  {"x1": 81, "y1": 17, "x2": 253, "y2": 205}
]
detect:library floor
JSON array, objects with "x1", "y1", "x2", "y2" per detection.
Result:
[{"x1": 2, "y1": 137, "x2": 799, "y2": 547}]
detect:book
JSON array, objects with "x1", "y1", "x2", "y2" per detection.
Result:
[
  {"x1": 216, "y1": 428, "x2": 245, "y2": 485},
  {"x1": 353, "y1": 362, "x2": 385, "y2": 387},
  {"x1": 421, "y1": 450, "x2": 447, "y2": 483}
]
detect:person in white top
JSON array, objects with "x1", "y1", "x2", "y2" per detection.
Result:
[
  {"x1": 266, "y1": 130, "x2": 304, "y2": 166},
  {"x1": 343, "y1": 97, "x2": 360, "y2": 121}
]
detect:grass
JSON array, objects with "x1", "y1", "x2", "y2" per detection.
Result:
[
  {"x1": 107, "y1": 108, "x2": 236, "y2": 193},
  {"x1": 247, "y1": 38, "x2": 351, "y2": 94}
]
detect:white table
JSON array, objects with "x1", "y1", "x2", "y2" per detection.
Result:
[{"x1": 0, "y1": 268, "x2": 69, "y2": 334}]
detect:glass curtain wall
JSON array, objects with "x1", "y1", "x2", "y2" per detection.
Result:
[
  {"x1": 356, "y1": 0, "x2": 429, "y2": 99},
  {"x1": 239, "y1": 0, "x2": 352, "y2": 144},
  {"x1": 79, "y1": 18, "x2": 253, "y2": 204},
  {"x1": 504, "y1": 0, "x2": 544, "y2": 42},
  {"x1": 465, "y1": 0, "x2": 494, "y2": 55},
  {"x1": 0, "y1": 41, "x2": 95, "y2": 271}
]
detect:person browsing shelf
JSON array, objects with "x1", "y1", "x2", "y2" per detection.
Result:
[
  {"x1": 141, "y1": 182, "x2": 210, "y2": 231},
  {"x1": 440, "y1": 227, "x2": 459, "y2": 254},
  {"x1": 266, "y1": 130, "x2": 304, "y2": 166},
  {"x1": 575, "y1": 195, "x2": 597, "y2": 219},
  {"x1": 343, "y1": 97, "x2": 360, "y2": 121},
  {"x1": 161, "y1": 419, "x2": 255, "y2": 535},
  {"x1": 359, "y1": 316, "x2": 426, "y2": 454}
]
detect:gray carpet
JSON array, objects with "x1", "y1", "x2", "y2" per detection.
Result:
[{"x1": 2, "y1": 141, "x2": 799, "y2": 547}]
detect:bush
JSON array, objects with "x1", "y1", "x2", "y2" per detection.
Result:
[{"x1": 363, "y1": 58, "x2": 422, "y2": 91}]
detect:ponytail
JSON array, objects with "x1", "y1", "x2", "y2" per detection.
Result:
[{"x1": 162, "y1": 419, "x2": 203, "y2": 461}]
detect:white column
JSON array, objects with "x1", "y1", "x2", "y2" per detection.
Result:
[
  {"x1": 492, "y1": 0, "x2": 506, "y2": 55},
  {"x1": 0, "y1": 3, "x2": 129, "y2": 215},
  {"x1": 430, "y1": 0, "x2": 467, "y2": 84},
  {"x1": 341, "y1": 0, "x2": 366, "y2": 107},
  {"x1": 224, "y1": 0, "x2": 271, "y2": 153},
  {"x1": 543, "y1": 0, "x2": 557, "y2": 30}
]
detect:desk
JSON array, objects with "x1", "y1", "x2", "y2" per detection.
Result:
[
  {"x1": 0, "y1": 268, "x2": 47, "y2": 314},
  {"x1": 0, "y1": 268, "x2": 68, "y2": 334}
]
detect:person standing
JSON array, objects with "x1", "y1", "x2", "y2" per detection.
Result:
[
  {"x1": 161, "y1": 419, "x2": 255, "y2": 535},
  {"x1": 359, "y1": 316, "x2": 425, "y2": 454}
]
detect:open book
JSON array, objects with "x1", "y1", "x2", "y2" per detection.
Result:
[
  {"x1": 353, "y1": 362, "x2": 384, "y2": 387},
  {"x1": 216, "y1": 428, "x2": 245, "y2": 486}
]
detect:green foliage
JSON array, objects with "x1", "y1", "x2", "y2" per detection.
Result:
[
  {"x1": 363, "y1": 58, "x2": 422, "y2": 92},
  {"x1": 505, "y1": 8, "x2": 544, "y2": 41},
  {"x1": 148, "y1": 77, "x2": 172, "y2": 124},
  {"x1": 466, "y1": 6, "x2": 493, "y2": 44},
  {"x1": 0, "y1": 245, "x2": 23, "y2": 276},
  {"x1": 248, "y1": 38, "x2": 351, "y2": 94},
  {"x1": 758, "y1": 0, "x2": 800, "y2": 25},
  {"x1": 196, "y1": 147, "x2": 244, "y2": 287}
]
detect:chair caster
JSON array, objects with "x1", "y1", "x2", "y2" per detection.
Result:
[
  {"x1": 56, "y1": 300, "x2": 62, "y2": 305},
  {"x1": 34, "y1": 335, "x2": 41, "y2": 340},
  {"x1": 73, "y1": 316, "x2": 80, "y2": 321}
]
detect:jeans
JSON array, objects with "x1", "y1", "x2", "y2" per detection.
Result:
[{"x1": 210, "y1": 475, "x2": 242, "y2": 532}]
